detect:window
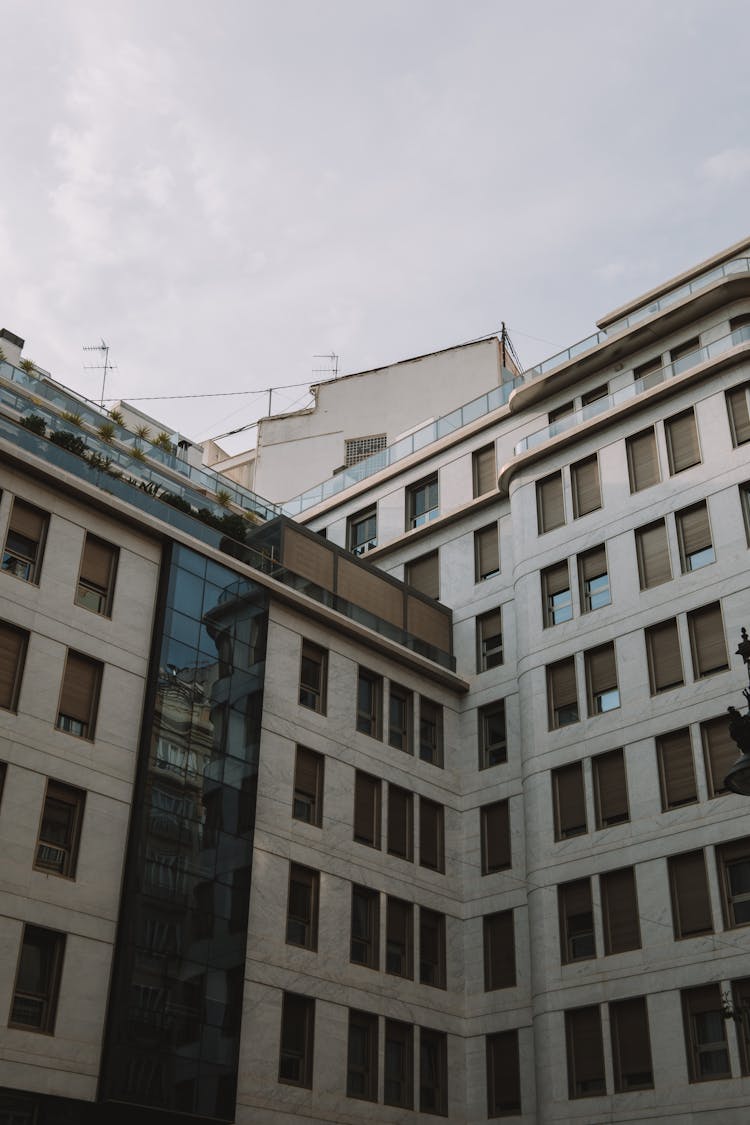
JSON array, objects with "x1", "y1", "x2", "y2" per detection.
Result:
[
  {"x1": 536, "y1": 472, "x2": 565, "y2": 533},
  {"x1": 702, "y1": 716, "x2": 738, "y2": 798},
  {"x1": 0, "y1": 621, "x2": 28, "y2": 712},
  {"x1": 732, "y1": 977, "x2": 750, "y2": 1075},
  {"x1": 347, "y1": 1009, "x2": 378, "y2": 1100},
  {"x1": 356, "y1": 668, "x2": 382, "y2": 738},
  {"x1": 385, "y1": 1019, "x2": 413, "y2": 1109},
  {"x1": 670, "y1": 335, "x2": 701, "y2": 375},
  {"x1": 584, "y1": 643, "x2": 619, "y2": 715},
  {"x1": 56, "y1": 651, "x2": 102, "y2": 739},
  {"x1": 669, "y1": 850, "x2": 713, "y2": 938},
  {"x1": 351, "y1": 885, "x2": 380, "y2": 968},
  {"x1": 593, "y1": 749, "x2": 629, "y2": 828},
  {"x1": 406, "y1": 550, "x2": 439, "y2": 599},
  {"x1": 726, "y1": 382, "x2": 750, "y2": 446},
  {"x1": 600, "y1": 867, "x2": 640, "y2": 954},
  {"x1": 688, "y1": 602, "x2": 728, "y2": 678},
  {"x1": 75, "y1": 534, "x2": 118, "y2": 615},
  {"x1": 386, "y1": 896, "x2": 413, "y2": 977},
  {"x1": 682, "y1": 985, "x2": 730, "y2": 1082},
  {"x1": 565, "y1": 1005, "x2": 605, "y2": 1098},
  {"x1": 2, "y1": 499, "x2": 47, "y2": 583},
  {"x1": 419, "y1": 907, "x2": 446, "y2": 988},
  {"x1": 610, "y1": 997, "x2": 653, "y2": 1091},
  {"x1": 407, "y1": 474, "x2": 439, "y2": 530},
  {"x1": 666, "y1": 408, "x2": 701, "y2": 474},
  {"x1": 486, "y1": 1029, "x2": 521, "y2": 1117},
  {"x1": 657, "y1": 728, "x2": 697, "y2": 810},
  {"x1": 541, "y1": 561, "x2": 572, "y2": 626},
  {"x1": 473, "y1": 444, "x2": 496, "y2": 498},
  {"x1": 353, "y1": 771, "x2": 381, "y2": 848},
  {"x1": 484, "y1": 910, "x2": 516, "y2": 990},
  {"x1": 481, "y1": 800, "x2": 511, "y2": 874},
  {"x1": 475, "y1": 524, "x2": 500, "y2": 581},
  {"x1": 388, "y1": 683, "x2": 413, "y2": 753},
  {"x1": 547, "y1": 657, "x2": 579, "y2": 729},
  {"x1": 387, "y1": 784, "x2": 413, "y2": 861},
  {"x1": 646, "y1": 618, "x2": 683, "y2": 694},
  {"x1": 347, "y1": 506, "x2": 377, "y2": 555},
  {"x1": 549, "y1": 400, "x2": 574, "y2": 425},
  {"x1": 571, "y1": 454, "x2": 601, "y2": 518},
  {"x1": 717, "y1": 837, "x2": 750, "y2": 928},
  {"x1": 478, "y1": 700, "x2": 507, "y2": 769},
  {"x1": 419, "y1": 697, "x2": 443, "y2": 766},
  {"x1": 626, "y1": 427, "x2": 660, "y2": 492},
  {"x1": 730, "y1": 312, "x2": 750, "y2": 342},
  {"x1": 559, "y1": 878, "x2": 595, "y2": 962},
  {"x1": 582, "y1": 383, "x2": 608, "y2": 407},
  {"x1": 34, "y1": 781, "x2": 85, "y2": 878},
  {"x1": 293, "y1": 746, "x2": 324, "y2": 826},
  {"x1": 634, "y1": 356, "x2": 663, "y2": 390},
  {"x1": 677, "y1": 501, "x2": 714, "y2": 572},
  {"x1": 419, "y1": 798, "x2": 445, "y2": 873},
  {"x1": 476, "y1": 608, "x2": 503, "y2": 671},
  {"x1": 578, "y1": 545, "x2": 610, "y2": 611},
  {"x1": 299, "y1": 641, "x2": 327, "y2": 713},
  {"x1": 286, "y1": 864, "x2": 319, "y2": 950},
  {"x1": 345, "y1": 434, "x2": 386, "y2": 467},
  {"x1": 552, "y1": 762, "x2": 586, "y2": 839},
  {"x1": 419, "y1": 1027, "x2": 448, "y2": 1116},
  {"x1": 635, "y1": 519, "x2": 671, "y2": 589},
  {"x1": 9, "y1": 924, "x2": 65, "y2": 1033},
  {"x1": 279, "y1": 992, "x2": 315, "y2": 1087}
]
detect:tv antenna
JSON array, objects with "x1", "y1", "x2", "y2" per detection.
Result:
[
  {"x1": 83, "y1": 339, "x2": 116, "y2": 408},
  {"x1": 312, "y1": 352, "x2": 339, "y2": 380}
]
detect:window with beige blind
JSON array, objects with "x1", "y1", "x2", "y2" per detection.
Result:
[
  {"x1": 541, "y1": 560, "x2": 572, "y2": 626},
  {"x1": 419, "y1": 1027, "x2": 448, "y2": 1116},
  {"x1": 559, "y1": 878, "x2": 595, "y2": 962},
  {"x1": 9, "y1": 924, "x2": 65, "y2": 1034},
  {"x1": 385, "y1": 1019, "x2": 413, "y2": 1109},
  {"x1": 34, "y1": 781, "x2": 85, "y2": 879},
  {"x1": 286, "y1": 863, "x2": 319, "y2": 950},
  {"x1": 592, "y1": 749, "x2": 629, "y2": 828},
  {"x1": 701, "y1": 716, "x2": 738, "y2": 798},
  {"x1": 657, "y1": 728, "x2": 697, "y2": 810},
  {"x1": 56, "y1": 651, "x2": 102, "y2": 739},
  {"x1": 483, "y1": 910, "x2": 516, "y2": 990},
  {"x1": 571, "y1": 454, "x2": 601, "y2": 518},
  {"x1": 474, "y1": 524, "x2": 500, "y2": 581},
  {"x1": 478, "y1": 700, "x2": 506, "y2": 769},
  {"x1": 635, "y1": 519, "x2": 671, "y2": 589},
  {"x1": 419, "y1": 697, "x2": 443, "y2": 766},
  {"x1": 406, "y1": 550, "x2": 439, "y2": 599},
  {"x1": 419, "y1": 907, "x2": 446, "y2": 988},
  {"x1": 645, "y1": 618, "x2": 683, "y2": 694},
  {"x1": 419, "y1": 798, "x2": 445, "y2": 873},
  {"x1": 688, "y1": 602, "x2": 728, "y2": 679},
  {"x1": 537, "y1": 471, "x2": 565, "y2": 534},
  {"x1": 565, "y1": 1005, "x2": 606, "y2": 1098},
  {"x1": 299, "y1": 641, "x2": 327, "y2": 713},
  {"x1": 387, "y1": 784, "x2": 413, "y2": 861},
  {"x1": 552, "y1": 762, "x2": 587, "y2": 839},
  {"x1": 486, "y1": 1029, "x2": 521, "y2": 1117},
  {"x1": 610, "y1": 997, "x2": 653, "y2": 1091},
  {"x1": 585, "y1": 643, "x2": 620, "y2": 715},
  {"x1": 279, "y1": 992, "x2": 315, "y2": 1087},
  {"x1": 386, "y1": 896, "x2": 413, "y2": 978},
  {"x1": 626, "y1": 426, "x2": 660, "y2": 492},
  {"x1": 547, "y1": 657, "x2": 579, "y2": 729},
  {"x1": 669, "y1": 850, "x2": 713, "y2": 938},
  {"x1": 600, "y1": 867, "x2": 640, "y2": 954},
  {"x1": 350, "y1": 885, "x2": 379, "y2": 968},
  {"x1": 388, "y1": 682, "x2": 412, "y2": 753},
  {"x1": 676, "y1": 501, "x2": 715, "y2": 572},
  {"x1": 681, "y1": 985, "x2": 730, "y2": 1082},
  {"x1": 480, "y1": 800, "x2": 510, "y2": 874},
  {"x1": 578, "y1": 544, "x2": 610, "y2": 612},
  {"x1": 353, "y1": 771, "x2": 381, "y2": 848},
  {"x1": 0, "y1": 620, "x2": 28, "y2": 712},
  {"x1": 293, "y1": 746, "x2": 324, "y2": 825},
  {"x1": 666, "y1": 408, "x2": 701, "y2": 474},
  {"x1": 347, "y1": 1009, "x2": 378, "y2": 1100},
  {"x1": 716, "y1": 837, "x2": 750, "y2": 928},
  {"x1": 726, "y1": 382, "x2": 750, "y2": 446},
  {"x1": 476, "y1": 608, "x2": 503, "y2": 672},
  {"x1": 2, "y1": 499, "x2": 48, "y2": 583},
  {"x1": 356, "y1": 667, "x2": 382, "y2": 739},
  {"x1": 76, "y1": 534, "x2": 118, "y2": 615},
  {"x1": 472, "y1": 444, "x2": 496, "y2": 498}
]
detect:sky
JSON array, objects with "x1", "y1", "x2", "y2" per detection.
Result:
[{"x1": 3, "y1": 0, "x2": 750, "y2": 455}]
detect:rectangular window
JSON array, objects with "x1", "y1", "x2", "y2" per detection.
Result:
[
  {"x1": 386, "y1": 896, "x2": 413, "y2": 978},
  {"x1": 702, "y1": 716, "x2": 738, "y2": 798},
  {"x1": 347, "y1": 1010, "x2": 378, "y2": 1101},
  {"x1": 350, "y1": 885, "x2": 380, "y2": 968},
  {"x1": 593, "y1": 749, "x2": 629, "y2": 828},
  {"x1": 600, "y1": 867, "x2": 640, "y2": 954},
  {"x1": 688, "y1": 602, "x2": 728, "y2": 678},
  {"x1": 406, "y1": 551, "x2": 439, "y2": 599},
  {"x1": 559, "y1": 878, "x2": 595, "y2": 963},
  {"x1": 549, "y1": 400, "x2": 574, "y2": 425},
  {"x1": 75, "y1": 534, "x2": 118, "y2": 615},
  {"x1": 419, "y1": 697, "x2": 444, "y2": 766},
  {"x1": 717, "y1": 837, "x2": 750, "y2": 929},
  {"x1": 657, "y1": 728, "x2": 697, "y2": 810},
  {"x1": 669, "y1": 850, "x2": 713, "y2": 938},
  {"x1": 388, "y1": 683, "x2": 413, "y2": 753},
  {"x1": 353, "y1": 771, "x2": 381, "y2": 848},
  {"x1": 547, "y1": 657, "x2": 579, "y2": 729},
  {"x1": 475, "y1": 524, "x2": 500, "y2": 581},
  {"x1": 634, "y1": 355, "x2": 663, "y2": 390},
  {"x1": 484, "y1": 910, "x2": 516, "y2": 990},
  {"x1": 34, "y1": 781, "x2": 85, "y2": 878},
  {"x1": 670, "y1": 335, "x2": 701, "y2": 375},
  {"x1": 565, "y1": 1005, "x2": 606, "y2": 1098},
  {"x1": 56, "y1": 651, "x2": 102, "y2": 740},
  {"x1": 2, "y1": 499, "x2": 48, "y2": 583},
  {"x1": 476, "y1": 608, "x2": 503, "y2": 671},
  {"x1": 286, "y1": 864, "x2": 319, "y2": 950},
  {"x1": 582, "y1": 383, "x2": 608, "y2": 407},
  {"x1": 478, "y1": 700, "x2": 507, "y2": 769},
  {"x1": 636, "y1": 519, "x2": 672, "y2": 589},
  {"x1": 646, "y1": 618, "x2": 683, "y2": 693},
  {"x1": 347, "y1": 506, "x2": 377, "y2": 555},
  {"x1": 571, "y1": 454, "x2": 601, "y2": 518},
  {"x1": 682, "y1": 985, "x2": 730, "y2": 1082},
  {"x1": 419, "y1": 907, "x2": 446, "y2": 988},
  {"x1": 387, "y1": 784, "x2": 413, "y2": 861},
  {"x1": 356, "y1": 667, "x2": 383, "y2": 739},
  {"x1": 726, "y1": 382, "x2": 750, "y2": 446},
  {"x1": 0, "y1": 620, "x2": 28, "y2": 712},
  {"x1": 552, "y1": 762, "x2": 587, "y2": 839},
  {"x1": 473, "y1": 444, "x2": 496, "y2": 497},
  {"x1": 299, "y1": 641, "x2": 327, "y2": 713},
  {"x1": 542, "y1": 560, "x2": 572, "y2": 626},
  {"x1": 9, "y1": 924, "x2": 65, "y2": 1033},
  {"x1": 407, "y1": 474, "x2": 439, "y2": 530},
  {"x1": 420, "y1": 1027, "x2": 448, "y2": 1116},
  {"x1": 486, "y1": 1029, "x2": 521, "y2": 1117},
  {"x1": 293, "y1": 746, "x2": 324, "y2": 825},
  {"x1": 677, "y1": 501, "x2": 715, "y2": 572},
  {"x1": 419, "y1": 798, "x2": 445, "y2": 873},
  {"x1": 536, "y1": 471, "x2": 565, "y2": 533},
  {"x1": 481, "y1": 800, "x2": 511, "y2": 874},
  {"x1": 578, "y1": 545, "x2": 610, "y2": 611},
  {"x1": 666, "y1": 408, "x2": 701, "y2": 474},
  {"x1": 585, "y1": 642, "x2": 620, "y2": 715},
  {"x1": 626, "y1": 427, "x2": 660, "y2": 492},
  {"x1": 610, "y1": 997, "x2": 653, "y2": 1091},
  {"x1": 385, "y1": 1019, "x2": 413, "y2": 1109},
  {"x1": 279, "y1": 992, "x2": 315, "y2": 1087}
]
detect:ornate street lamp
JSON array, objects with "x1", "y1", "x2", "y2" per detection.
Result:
[{"x1": 724, "y1": 628, "x2": 750, "y2": 795}]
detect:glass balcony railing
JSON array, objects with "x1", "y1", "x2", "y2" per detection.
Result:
[
  {"x1": 604, "y1": 256, "x2": 750, "y2": 335},
  {"x1": 524, "y1": 330, "x2": 609, "y2": 379}
]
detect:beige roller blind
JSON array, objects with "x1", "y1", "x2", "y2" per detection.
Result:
[
  {"x1": 670, "y1": 851, "x2": 712, "y2": 937},
  {"x1": 282, "y1": 526, "x2": 334, "y2": 589},
  {"x1": 587, "y1": 643, "x2": 617, "y2": 695},
  {"x1": 338, "y1": 556, "x2": 404, "y2": 627},
  {"x1": 10, "y1": 500, "x2": 46, "y2": 541},
  {"x1": 553, "y1": 762, "x2": 586, "y2": 838},
  {"x1": 561, "y1": 877, "x2": 592, "y2": 921},
  {"x1": 647, "y1": 619, "x2": 683, "y2": 692},
  {"x1": 544, "y1": 560, "x2": 569, "y2": 597},
  {"x1": 657, "y1": 729, "x2": 696, "y2": 808},
  {"x1": 406, "y1": 552, "x2": 439, "y2": 600},
  {"x1": 601, "y1": 867, "x2": 640, "y2": 954},
  {"x1": 571, "y1": 455, "x2": 601, "y2": 517},
  {"x1": 294, "y1": 746, "x2": 321, "y2": 799},
  {"x1": 689, "y1": 602, "x2": 727, "y2": 677},
  {"x1": 637, "y1": 521, "x2": 671, "y2": 588},
  {"x1": 537, "y1": 472, "x2": 565, "y2": 533},
  {"x1": 0, "y1": 623, "x2": 27, "y2": 710},
  {"x1": 80, "y1": 535, "x2": 117, "y2": 588},
  {"x1": 579, "y1": 545, "x2": 606, "y2": 583},
  {"x1": 666, "y1": 409, "x2": 701, "y2": 473},
  {"x1": 475, "y1": 525, "x2": 499, "y2": 579},
  {"x1": 678, "y1": 503, "x2": 710, "y2": 557},
  {"x1": 701, "y1": 717, "x2": 738, "y2": 797},
  {"x1": 593, "y1": 749, "x2": 628, "y2": 827},
  {"x1": 59, "y1": 652, "x2": 101, "y2": 730},
  {"x1": 549, "y1": 657, "x2": 577, "y2": 712},
  {"x1": 473, "y1": 445, "x2": 496, "y2": 497},
  {"x1": 727, "y1": 384, "x2": 750, "y2": 445},
  {"x1": 627, "y1": 428, "x2": 660, "y2": 492}
]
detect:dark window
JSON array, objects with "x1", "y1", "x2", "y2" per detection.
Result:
[
  {"x1": 666, "y1": 408, "x2": 701, "y2": 474},
  {"x1": 2, "y1": 499, "x2": 47, "y2": 583},
  {"x1": 688, "y1": 602, "x2": 728, "y2": 679},
  {"x1": 717, "y1": 837, "x2": 750, "y2": 929},
  {"x1": 419, "y1": 697, "x2": 444, "y2": 766},
  {"x1": 388, "y1": 682, "x2": 413, "y2": 753},
  {"x1": 478, "y1": 700, "x2": 507, "y2": 769},
  {"x1": 645, "y1": 618, "x2": 683, "y2": 694},
  {"x1": 473, "y1": 444, "x2": 496, "y2": 498},
  {"x1": 481, "y1": 800, "x2": 511, "y2": 874},
  {"x1": 406, "y1": 551, "x2": 439, "y2": 599},
  {"x1": 419, "y1": 907, "x2": 446, "y2": 988},
  {"x1": 353, "y1": 771, "x2": 381, "y2": 848},
  {"x1": 407, "y1": 474, "x2": 439, "y2": 530},
  {"x1": 387, "y1": 784, "x2": 413, "y2": 861},
  {"x1": 549, "y1": 400, "x2": 574, "y2": 425},
  {"x1": 701, "y1": 716, "x2": 738, "y2": 798},
  {"x1": 278, "y1": 992, "x2": 314, "y2": 1087},
  {"x1": 356, "y1": 667, "x2": 382, "y2": 738},
  {"x1": 286, "y1": 863, "x2": 319, "y2": 950},
  {"x1": 571, "y1": 454, "x2": 601, "y2": 518},
  {"x1": 636, "y1": 519, "x2": 671, "y2": 589},
  {"x1": 547, "y1": 657, "x2": 579, "y2": 728},
  {"x1": 657, "y1": 728, "x2": 697, "y2": 810},
  {"x1": 350, "y1": 885, "x2": 379, "y2": 968},
  {"x1": 385, "y1": 1018, "x2": 413, "y2": 1109},
  {"x1": 386, "y1": 896, "x2": 413, "y2": 978},
  {"x1": 626, "y1": 427, "x2": 660, "y2": 492},
  {"x1": 34, "y1": 781, "x2": 85, "y2": 878},
  {"x1": 610, "y1": 997, "x2": 653, "y2": 1091},
  {"x1": 552, "y1": 762, "x2": 586, "y2": 839},
  {"x1": 585, "y1": 642, "x2": 619, "y2": 715},
  {"x1": 299, "y1": 641, "x2": 327, "y2": 713},
  {"x1": 732, "y1": 977, "x2": 750, "y2": 1075},
  {"x1": 0, "y1": 621, "x2": 28, "y2": 712},
  {"x1": 670, "y1": 335, "x2": 701, "y2": 375},
  {"x1": 582, "y1": 383, "x2": 608, "y2": 407},
  {"x1": 578, "y1": 544, "x2": 610, "y2": 611},
  {"x1": 475, "y1": 524, "x2": 500, "y2": 581},
  {"x1": 542, "y1": 560, "x2": 572, "y2": 626},
  {"x1": 10, "y1": 924, "x2": 65, "y2": 1033},
  {"x1": 56, "y1": 651, "x2": 102, "y2": 740},
  {"x1": 76, "y1": 534, "x2": 118, "y2": 615},
  {"x1": 565, "y1": 1005, "x2": 606, "y2": 1098},
  {"x1": 347, "y1": 1009, "x2": 378, "y2": 1101},
  {"x1": 559, "y1": 878, "x2": 595, "y2": 963},
  {"x1": 347, "y1": 506, "x2": 377, "y2": 555},
  {"x1": 726, "y1": 381, "x2": 750, "y2": 446},
  {"x1": 484, "y1": 910, "x2": 516, "y2": 990},
  {"x1": 592, "y1": 749, "x2": 629, "y2": 828},
  {"x1": 419, "y1": 1027, "x2": 448, "y2": 1116},
  {"x1": 419, "y1": 798, "x2": 445, "y2": 873},
  {"x1": 293, "y1": 746, "x2": 324, "y2": 825},
  {"x1": 634, "y1": 356, "x2": 663, "y2": 390},
  {"x1": 486, "y1": 1029, "x2": 521, "y2": 1117},
  {"x1": 677, "y1": 501, "x2": 715, "y2": 572},
  {"x1": 600, "y1": 867, "x2": 641, "y2": 954},
  {"x1": 669, "y1": 850, "x2": 713, "y2": 938},
  {"x1": 477, "y1": 608, "x2": 503, "y2": 671},
  {"x1": 682, "y1": 985, "x2": 730, "y2": 1082},
  {"x1": 537, "y1": 471, "x2": 565, "y2": 533}
]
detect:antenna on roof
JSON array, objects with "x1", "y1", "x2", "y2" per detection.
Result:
[
  {"x1": 312, "y1": 352, "x2": 339, "y2": 380},
  {"x1": 83, "y1": 339, "x2": 116, "y2": 408}
]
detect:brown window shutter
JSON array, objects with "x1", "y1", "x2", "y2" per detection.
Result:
[
  {"x1": 572, "y1": 456, "x2": 601, "y2": 517},
  {"x1": 407, "y1": 552, "x2": 439, "y2": 600},
  {"x1": 420, "y1": 799, "x2": 443, "y2": 871},
  {"x1": 484, "y1": 910, "x2": 516, "y2": 990},
  {"x1": 727, "y1": 385, "x2": 750, "y2": 445},
  {"x1": 537, "y1": 473, "x2": 565, "y2": 533},
  {"x1": 0, "y1": 622, "x2": 27, "y2": 710},
  {"x1": 610, "y1": 997, "x2": 653, "y2": 1091},
  {"x1": 636, "y1": 521, "x2": 671, "y2": 588},
  {"x1": 475, "y1": 525, "x2": 499, "y2": 579},
  {"x1": 593, "y1": 749, "x2": 628, "y2": 827},
  {"x1": 553, "y1": 762, "x2": 586, "y2": 838},
  {"x1": 670, "y1": 851, "x2": 713, "y2": 937},
  {"x1": 702, "y1": 717, "x2": 738, "y2": 797},
  {"x1": 587, "y1": 644, "x2": 617, "y2": 696},
  {"x1": 601, "y1": 867, "x2": 640, "y2": 953},
  {"x1": 627, "y1": 428, "x2": 660, "y2": 491},
  {"x1": 657, "y1": 729, "x2": 696, "y2": 808},
  {"x1": 473, "y1": 445, "x2": 496, "y2": 497},
  {"x1": 579, "y1": 544, "x2": 606, "y2": 584},
  {"x1": 647, "y1": 619, "x2": 683, "y2": 692},
  {"x1": 566, "y1": 1006, "x2": 605, "y2": 1097},
  {"x1": 388, "y1": 786, "x2": 412, "y2": 858},
  {"x1": 486, "y1": 1030, "x2": 521, "y2": 1116},
  {"x1": 481, "y1": 800, "x2": 510, "y2": 873},
  {"x1": 678, "y1": 504, "x2": 711, "y2": 559},
  {"x1": 544, "y1": 560, "x2": 569, "y2": 597},
  {"x1": 548, "y1": 657, "x2": 578, "y2": 721},
  {"x1": 59, "y1": 652, "x2": 101, "y2": 731},
  {"x1": 667, "y1": 410, "x2": 701, "y2": 473},
  {"x1": 689, "y1": 602, "x2": 728, "y2": 677},
  {"x1": 10, "y1": 500, "x2": 46, "y2": 541},
  {"x1": 559, "y1": 878, "x2": 594, "y2": 963},
  {"x1": 295, "y1": 747, "x2": 320, "y2": 796},
  {"x1": 354, "y1": 772, "x2": 380, "y2": 846},
  {"x1": 80, "y1": 536, "x2": 116, "y2": 588}
]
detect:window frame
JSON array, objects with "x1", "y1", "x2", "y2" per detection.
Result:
[
  {"x1": 669, "y1": 850, "x2": 713, "y2": 939},
  {"x1": 347, "y1": 506, "x2": 377, "y2": 556},
  {"x1": 350, "y1": 884, "x2": 380, "y2": 969},
  {"x1": 385, "y1": 1018, "x2": 414, "y2": 1109},
  {"x1": 552, "y1": 761, "x2": 587, "y2": 840},
  {"x1": 278, "y1": 991, "x2": 315, "y2": 1088},
  {"x1": 571, "y1": 454, "x2": 602, "y2": 519},
  {"x1": 536, "y1": 471, "x2": 565, "y2": 534},
  {"x1": 665, "y1": 407, "x2": 702, "y2": 475},
  {"x1": 701, "y1": 716, "x2": 738, "y2": 798},
  {"x1": 347, "y1": 1009, "x2": 379, "y2": 1101},
  {"x1": 419, "y1": 696, "x2": 444, "y2": 767},
  {"x1": 286, "y1": 863, "x2": 319, "y2": 951},
  {"x1": 292, "y1": 745, "x2": 324, "y2": 826},
  {"x1": 0, "y1": 620, "x2": 29, "y2": 713},
  {"x1": 474, "y1": 523, "x2": 500, "y2": 582},
  {"x1": 626, "y1": 426, "x2": 661, "y2": 492},
  {"x1": 610, "y1": 997, "x2": 654, "y2": 1092},
  {"x1": 577, "y1": 544, "x2": 610, "y2": 612},
  {"x1": 405, "y1": 550, "x2": 440, "y2": 599},
  {"x1": 547, "y1": 657, "x2": 579, "y2": 729},
  {"x1": 386, "y1": 895, "x2": 414, "y2": 979},
  {"x1": 688, "y1": 601, "x2": 728, "y2": 679},
  {"x1": 541, "y1": 560, "x2": 572, "y2": 627},
  {"x1": 75, "y1": 533, "x2": 118, "y2": 616},
  {"x1": 299, "y1": 641, "x2": 327, "y2": 714},
  {"x1": 387, "y1": 783, "x2": 413, "y2": 861},
  {"x1": 645, "y1": 618, "x2": 684, "y2": 694},
  {"x1": 726, "y1": 381, "x2": 750, "y2": 447},
  {"x1": 56, "y1": 650, "x2": 103, "y2": 741},
  {"x1": 584, "y1": 642, "x2": 620, "y2": 716},
  {"x1": 480, "y1": 800, "x2": 511, "y2": 875},
  {"x1": 565, "y1": 1005, "x2": 606, "y2": 1098},
  {"x1": 9, "y1": 924, "x2": 66, "y2": 1034},
  {"x1": 486, "y1": 1029, "x2": 521, "y2": 1117},
  {"x1": 682, "y1": 984, "x2": 731, "y2": 1083},
  {"x1": 419, "y1": 1026, "x2": 448, "y2": 1116},
  {"x1": 472, "y1": 443, "x2": 496, "y2": 498},
  {"x1": 388, "y1": 682, "x2": 413, "y2": 753},
  {"x1": 356, "y1": 667, "x2": 383, "y2": 739},
  {"x1": 476, "y1": 607, "x2": 503, "y2": 672},
  {"x1": 676, "y1": 501, "x2": 715, "y2": 573},
  {"x1": 600, "y1": 866, "x2": 641, "y2": 955},
  {"x1": 2, "y1": 499, "x2": 48, "y2": 585},
  {"x1": 34, "y1": 780, "x2": 86, "y2": 879},
  {"x1": 478, "y1": 700, "x2": 507, "y2": 769},
  {"x1": 717, "y1": 837, "x2": 750, "y2": 930},
  {"x1": 657, "y1": 728, "x2": 697, "y2": 811},
  {"x1": 419, "y1": 907, "x2": 446, "y2": 989},
  {"x1": 483, "y1": 909, "x2": 516, "y2": 991},
  {"x1": 406, "y1": 474, "x2": 439, "y2": 530},
  {"x1": 592, "y1": 748, "x2": 629, "y2": 829},
  {"x1": 353, "y1": 770, "x2": 381, "y2": 849},
  {"x1": 419, "y1": 797, "x2": 445, "y2": 873},
  {"x1": 558, "y1": 877, "x2": 595, "y2": 963}
]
